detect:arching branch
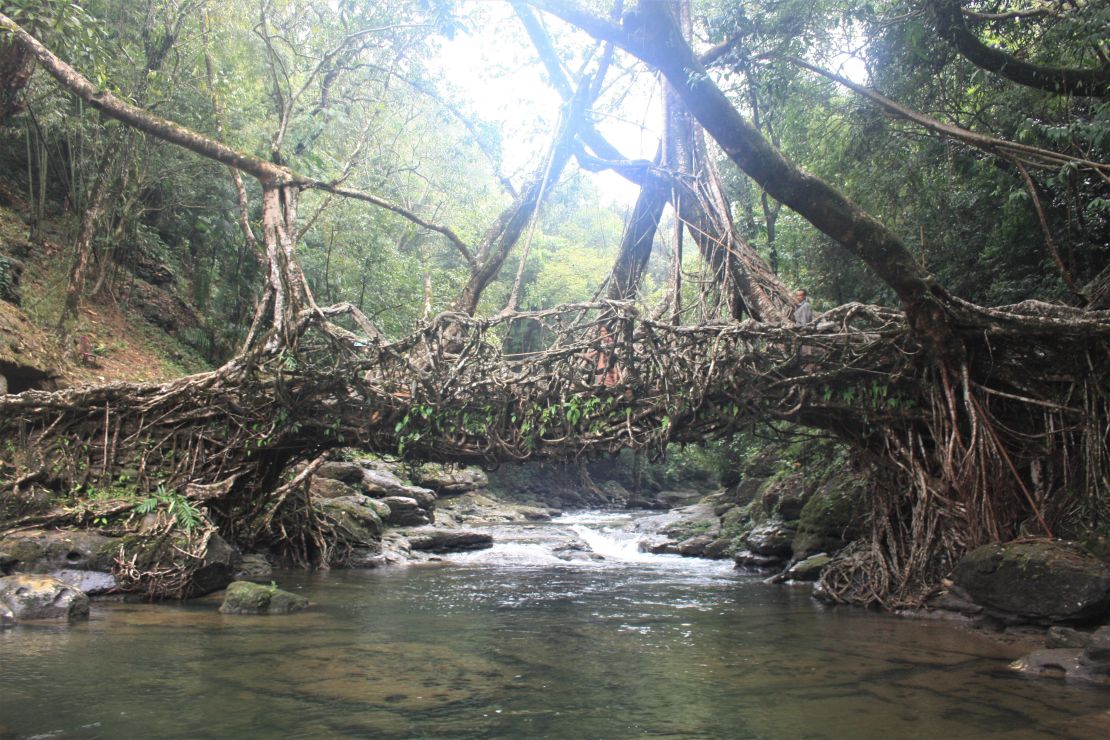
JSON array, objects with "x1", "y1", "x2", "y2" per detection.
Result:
[{"x1": 932, "y1": 0, "x2": 1110, "y2": 97}]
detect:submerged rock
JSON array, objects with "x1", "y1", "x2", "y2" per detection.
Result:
[
  {"x1": 0, "y1": 574, "x2": 90, "y2": 623},
  {"x1": 219, "y1": 581, "x2": 309, "y2": 615},
  {"x1": 953, "y1": 541, "x2": 1110, "y2": 624}
]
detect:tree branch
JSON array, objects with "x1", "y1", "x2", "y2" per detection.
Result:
[{"x1": 932, "y1": 0, "x2": 1110, "y2": 97}]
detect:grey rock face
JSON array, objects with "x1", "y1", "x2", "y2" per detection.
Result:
[{"x1": 0, "y1": 574, "x2": 90, "y2": 623}]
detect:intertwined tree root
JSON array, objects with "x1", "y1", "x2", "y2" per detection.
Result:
[{"x1": 2, "y1": 299, "x2": 1107, "y2": 603}]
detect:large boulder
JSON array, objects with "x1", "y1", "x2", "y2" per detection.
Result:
[
  {"x1": 759, "y1": 474, "x2": 807, "y2": 521},
  {"x1": 0, "y1": 574, "x2": 90, "y2": 623},
  {"x1": 219, "y1": 581, "x2": 309, "y2": 615},
  {"x1": 744, "y1": 519, "x2": 796, "y2": 559},
  {"x1": 407, "y1": 529, "x2": 493, "y2": 553},
  {"x1": 380, "y1": 496, "x2": 432, "y2": 526},
  {"x1": 314, "y1": 461, "x2": 367, "y2": 487},
  {"x1": 190, "y1": 533, "x2": 239, "y2": 596},
  {"x1": 0, "y1": 529, "x2": 118, "y2": 573},
  {"x1": 953, "y1": 541, "x2": 1110, "y2": 624},
  {"x1": 309, "y1": 476, "x2": 359, "y2": 500},
  {"x1": 317, "y1": 495, "x2": 385, "y2": 545},
  {"x1": 792, "y1": 479, "x2": 863, "y2": 558},
  {"x1": 411, "y1": 463, "x2": 489, "y2": 496}
]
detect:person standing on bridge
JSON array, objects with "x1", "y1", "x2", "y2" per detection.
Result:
[{"x1": 793, "y1": 289, "x2": 814, "y2": 326}]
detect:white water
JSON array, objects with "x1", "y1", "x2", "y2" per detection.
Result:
[{"x1": 444, "y1": 509, "x2": 732, "y2": 574}]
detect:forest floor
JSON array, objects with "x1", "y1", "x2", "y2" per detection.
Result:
[{"x1": 0, "y1": 196, "x2": 210, "y2": 389}]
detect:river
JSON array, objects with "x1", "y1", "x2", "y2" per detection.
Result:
[{"x1": 2, "y1": 511, "x2": 1108, "y2": 738}]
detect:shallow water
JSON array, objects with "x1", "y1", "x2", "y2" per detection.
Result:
[{"x1": 2, "y1": 512, "x2": 1108, "y2": 738}]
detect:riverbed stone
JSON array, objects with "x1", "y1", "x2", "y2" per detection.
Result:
[
  {"x1": 380, "y1": 496, "x2": 432, "y2": 526},
  {"x1": 406, "y1": 529, "x2": 493, "y2": 553},
  {"x1": 0, "y1": 574, "x2": 90, "y2": 622},
  {"x1": 953, "y1": 541, "x2": 1110, "y2": 624},
  {"x1": 219, "y1": 581, "x2": 309, "y2": 615}
]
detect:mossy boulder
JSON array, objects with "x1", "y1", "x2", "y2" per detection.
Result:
[
  {"x1": 219, "y1": 581, "x2": 309, "y2": 615},
  {"x1": 792, "y1": 479, "x2": 863, "y2": 558},
  {"x1": 317, "y1": 495, "x2": 384, "y2": 545},
  {"x1": 954, "y1": 541, "x2": 1110, "y2": 624},
  {"x1": 412, "y1": 463, "x2": 489, "y2": 496}
]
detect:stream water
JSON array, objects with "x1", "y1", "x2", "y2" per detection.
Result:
[{"x1": 2, "y1": 511, "x2": 1108, "y2": 738}]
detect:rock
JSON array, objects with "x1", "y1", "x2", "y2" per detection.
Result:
[
  {"x1": 51, "y1": 569, "x2": 118, "y2": 595},
  {"x1": 515, "y1": 505, "x2": 560, "y2": 521},
  {"x1": 412, "y1": 464, "x2": 489, "y2": 496},
  {"x1": 0, "y1": 550, "x2": 15, "y2": 574},
  {"x1": 234, "y1": 554, "x2": 274, "y2": 582},
  {"x1": 784, "y1": 553, "x2": 831, "y2": 582},
  {"x1": 317, "y1": 495, "x2": 384, "y2": 545},
  {"x1": 380, "y1": 496, "x2": 433, "y2": 526},
  {"x1": 702, "y1": 537, "x2": 734, "y2": 559},
  {"x1": 744, "y1": 519, "x2": 796, "y2": 559},
  {"x1": 315, "y1": 461, "x2": 367, "y2": 486},
  {"x1": 309, "y1": 476, "x2": 359, "y2": 500},
  {"x1": 0, "y1": 252, "x2": 24, "y2": 305},
  {"x1": 655, "y1": 489, "x2": 703, "y2": 508},
  {"x1": 407, "y1": 529, "x2": 493, "y2": 553},
  {"x1": 0, "y1": 574, "x2": 90, "y2": 622},
  {"x1": 0, "y1": 529, "x2": 118, "y2": 573},
  {"x1": 362, "y1": 467, "x2": 414, "y2": 496},
  {"x1": 600, "y1": 480, "x2": 632, "y2": 505},
  {"x1": 646, "y1": 540, "x2": 680, "y2": 555},
  {"x1": 219, "y1": 581, "x2": 309, "y2": 615},
  {"x1": 730, "y1": 477, "x2": 766, "y2": 506},
  {"x1": 759, "y1": 474, "x2": 806, "y2": 521},
  {"x1": 1011, "y1": 636, "x2": 1110, "y2": 685},
  {"x1": 191, "y1": 534, "x2": 238, "y2": 596},
  {"x1": 953, "y1": 541, "x2": 1110, "y2": 624},
  {"x1": 1086, "y1": 625, "x2": 1110, "y2": 662},
  {"x1": 130, "y1": 280, "x2": 199, "y2": 334},
  {"x1": 734, "y1": 550, "x2": 784, "y2": 570},
  {"x1": 1, "y1": 600, "x2": 13, "y2": 627},
  {"x1": 1046, "y1": 626, "x2": 1092, "y2": 649},
  {"x1": 792, "y1": 479, "x2": 862, "y2": 558},
  {"x1": 677, "y1": 534, "x2": 716, "y2": 557}
]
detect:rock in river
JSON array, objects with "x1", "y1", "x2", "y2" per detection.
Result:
[
  {"x1": 406, "y1": 529, "x2": 493, "y2": 554},
  {"x1": 0, "y1": 574, "x2": 90, "y2": 624},
  {"x1": 219, "y1": 581, "x2": 309, "y2": 615},
  {"x1": 953, "y1": 541, "x2": 1110, "y2": 624}
]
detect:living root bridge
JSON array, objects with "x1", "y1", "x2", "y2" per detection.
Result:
[{"x1": 3, "y1": 297, "x2": 1107, "y2": 604}]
